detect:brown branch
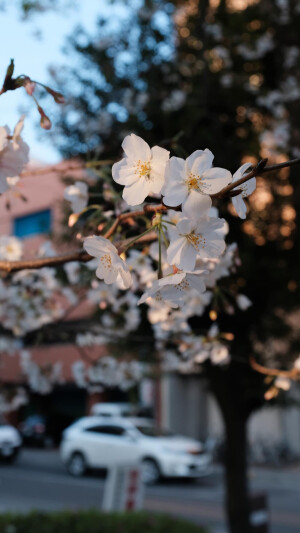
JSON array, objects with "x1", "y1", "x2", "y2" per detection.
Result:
[
  {"x1": 0, "y1": 232, "x2": 158, "y2": 273},
  {"x1": 212, "y1": 157, "x2": 300, "y2": 198},
  {"x1": 249, "y1": 356, "x2": 300, "y2": 380},
  {"x1": 1, "y1": 157, "x2": 299, "y2": 273},
  {"x1": 104, "y1": 203, "x2": 167, "y2": 238}
]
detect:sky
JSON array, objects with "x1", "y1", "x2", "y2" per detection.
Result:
[{"x1": 0, "y1": 1, "x2": 109, "y2": 163}]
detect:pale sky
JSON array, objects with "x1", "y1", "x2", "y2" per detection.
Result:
[{"x1": 0, "y1": 1, "x2": 116, "y2": 163}]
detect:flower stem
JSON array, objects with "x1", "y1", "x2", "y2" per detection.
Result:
[
  {"x1": 158, "y1": 226, "x2": 163, "y2": 279},
  {"x1": 123, "y1": 225, "x2": 158, "y2": 252}
]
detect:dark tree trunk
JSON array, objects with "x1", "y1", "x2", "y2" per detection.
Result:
[
  {"x1": 223, "y1": 409, "x2": 251, "y2": 533},
  {"x1": 207, "y1": 365, "x2": 252, "y2": 533}
]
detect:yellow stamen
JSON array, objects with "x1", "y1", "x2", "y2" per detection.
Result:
[{"x1": 134, "y1": 160, "x2": 152, "y2": 181}]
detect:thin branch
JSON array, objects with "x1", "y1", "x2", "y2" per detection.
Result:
[
  {"x1": 249, "y1": 356, "x2": 300, "y2": 380},
  {"x1": 1, "y1": 157, "x2": 299, "y2": 272},
  {"x1": 0, "y1": 232, "x2": 158, "y2": 273},
  {"x1": 212, "y1": 157, "x2": 300, "y2": 198}
]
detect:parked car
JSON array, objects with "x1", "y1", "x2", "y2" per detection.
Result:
[
  {"x1": 19, "y1": 415, "x2": 53, "y2": 447},
  {"x1": 0, "y1": 416, "x2": 22, "y2": 462},
  {"x1": 60, "y1": 416, "x2": 212, "y2": 484},
  {"x1": 90, "y1": 403, "x2": 132, "y2": 418}
]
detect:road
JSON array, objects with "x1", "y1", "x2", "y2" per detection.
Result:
[{"x1": 0, "y1": 449, "x2": 300, "y2": 532}]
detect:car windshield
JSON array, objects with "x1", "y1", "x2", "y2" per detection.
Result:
[{"x1": 136, "y1": 425, "x2": 174, "y2": 437}]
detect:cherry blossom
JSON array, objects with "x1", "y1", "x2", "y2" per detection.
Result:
[
  {"x1": 0, "y1": 117, "x2": 29, "y2": 194},
  {"x1": 0, "y1": 236, "x2": 23, "y2": 261},
  {"x1": 112, "y1": 133, "x2": 169, "y2": 206},
  {"x1": 231, "y1": 162, "x2": 256, "y2": 219},
  {"x1": 163, "y1": 149, "x2": 231, "y2": 207},
  {"x1": 64, "y1": 180, "x2": 88, "y2": 213},
  {"x1": 167, "y1": 192, "x2": 226, "y2": 271},
  {"x1": 83, "y1": 235, "x2": 132, "y2": 289},
  {"x1": 138, "y1": 271, "x2": 206, "y2": 308}
]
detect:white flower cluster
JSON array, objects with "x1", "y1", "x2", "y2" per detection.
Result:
[
  {"x1": 20, "y1": 350, "x2": 63, "y2": 395},
  {"x1": 0, "y1": 241, "x2": 78, "y2": 336},
  {"x1": 82, "y1": 134, "x2": 254, "y2": 310},
  {"x1": 0, "y1": 116, "x2": 29, "y2": 195},
  {"x1": 72, "y1": 356, "x2": 146, "y2": 392}
]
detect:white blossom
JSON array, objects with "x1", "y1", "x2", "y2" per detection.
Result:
[
  {"x1": 0, "y1": 236, "x2": 23, "y2": 261},
  {"x1": 167, "y1": 192, "x2": 226, "y2": 271},
  {"x1": 83, "y1": 235, "x2": 132, "y2": 289},
  {"x1": 64, "y1": 181, "x2": 88, "y2": 213},
  {"x1": 0, "y1": 117, "x2": 29, "y2": 194},
  {"x1": 112, "y1": 134, "x2": 169, "y2": 206},
  {"x1": 231, "y1": 162, "x2": 255, "y2": 219},
  {"x1": 236, "y1": 294, "x2": 252, "y2": 310},
  {"x1": 163, "y1": 149, "x2": 231, "y2": 207},
  {"x1": 138, "y1": 271, "x2": 206, "y2": 308}
]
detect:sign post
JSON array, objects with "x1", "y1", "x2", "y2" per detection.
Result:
[{"x1": 102, "y1": 463, "x2": 144, "y2": 512}]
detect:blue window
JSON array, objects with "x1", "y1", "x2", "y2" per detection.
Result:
[{"x1": 14, "y1": 209, "x2": 52, "y2": 238}]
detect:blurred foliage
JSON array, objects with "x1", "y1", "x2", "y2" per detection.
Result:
[
  {"x1": 0, "y1": 0, "x2": 76, "y2": 18},
  {"x1": 0, "y1": 511, "x2": 205, "y2": 533}
]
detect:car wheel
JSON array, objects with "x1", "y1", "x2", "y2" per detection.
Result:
[
  {"x1": 67, "y1": 452, "x2": 86, "y2": 477},
  {"x1": 142, "y1": 458, "x2": 160, "y2": 485}
]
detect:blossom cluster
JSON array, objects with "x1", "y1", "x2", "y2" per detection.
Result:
[{"x1": 62, "y1": 134, "x2": 257, "y2": 373}]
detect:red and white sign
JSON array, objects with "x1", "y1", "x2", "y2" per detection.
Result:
[{"x1": 102, "y1": 463, "x2": 144, "y2": 512}]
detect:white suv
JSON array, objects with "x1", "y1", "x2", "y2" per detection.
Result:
[
  {"x1": 0, "y1": 417, "x2": 22, "y2": 462},
  {"x1": 60, "y1": 416, "x2": 212, "y2": 484}
]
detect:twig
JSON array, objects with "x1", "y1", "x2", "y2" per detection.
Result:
[
  {"x1": 211, "y1": 157, "x2": 300, "y2": 198},
  {"x1": 1, "y1": 157, "x2": 299, "y2": 272},
  {"x1": 0, "y1": 232, "x2": 158, "y2": 273},
  {"x1": 249, "y1": 356, "x2": 299, "y2": 380}
]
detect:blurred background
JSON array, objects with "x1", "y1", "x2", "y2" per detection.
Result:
[{"x1": 0, "y1": 1, "x2": 300, "y2": 532}]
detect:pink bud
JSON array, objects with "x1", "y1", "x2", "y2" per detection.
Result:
[
  {"x1": 38, "y1": 105, "x2": 52, "y2": 130},
  {"x1": 40, "y1": 114, "x2": 52, "y2": 130},
  {"x1": 45, "y1": 86, "x2": 65, "y2": 104},
  {"x1": 24, "y1": 77, "x2": 36, "y2": 96},
  {"x1": 53, "y1": 92, "x2": 65, "y2": 104}
]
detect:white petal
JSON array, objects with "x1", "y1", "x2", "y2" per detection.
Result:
[
  {"x1": 186, "y1": 273, "x2": 206, "y2": 294},
  {"x1": 198, "y1": 236, "x2": 226, "y2": 259},
  {"x1": 96, "y1": 264, "x2": 117, "y2": 284},
  {"x1": 122, "y1": 177, "x2": 151, "y2": 206},
  {"x1": 232, "y1": 162, "x2": 253, "y2": 182},
  {"x1": 163, "y1": 156, "x2": 186, "y2": 197},
  {"x1": 0, "y1": 126, "x2": 9, "y2": 151},
  {"x1": 83, "y1": 236, "x2": 116, "y2": 257},
  {"x1": 232, "y1": 195, "x2": 247, "y2": 219},
  {"x1": 151, "y1": 145, "x2": 170, "y2": 165},
  {"x1": 167, "y1": 236, "x2": 186, "y2": 266},
  {"x1": 188, "y1": 149, "x2": 214, "y2": 175},
  {"x1": 163, "y1": 182, "x2": 188, "y2": 206},
  {"x1": 117, "y1": 268, "x2": 133, "y2": 289},
  {"x1": 176, "y1": 217, "x2": 193, "y2": 235},
  {"x1": 122, "y1": 134, "x2": 151, "y2": 161},
  {"x1": 112, "y1": 159, "x2": 139, "y2": 186},
  {"x1": 182, "y1": 190, "x2": 212, "y2": 219},
  {"x1": 241, "y1": 177, "x2": 256, "y2": 197},
  {"x1": 178, "y1": 243, "x2": 197, "y2": 271},
  {"x1": 201, "y1": 167, "x2": 232, "y2": 194}
]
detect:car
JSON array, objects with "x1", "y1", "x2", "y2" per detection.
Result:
[
  {"x1": 90, "y1": 402, "x2": 133, "y2": 418},
  {"x1": 0, "y1": 416, "x2": 22, "y2": 462},
  {"x1": 19, "y1": 415, "x2": 53, "y2": 448},
  {"x1": 60, "y1": 416, "x2": 212, "y2": 484}
]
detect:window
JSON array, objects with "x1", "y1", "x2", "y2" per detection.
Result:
[
  {"x1": 85, "y1": 425, "x2": 125, "y2": 436},
  {"x1": 14, "y1": 209, "x2": 51, "y2": 238}
]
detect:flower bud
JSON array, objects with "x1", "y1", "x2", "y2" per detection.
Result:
[
  {"x1": 24, "y1": 77, "x2": 36, "y2": 96},
  {"x1": 38, "y1": 106, "x2": 51, "y2": 130}
]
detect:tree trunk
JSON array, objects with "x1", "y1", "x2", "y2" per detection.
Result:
[
  {"x1": 208, "y1": 366, "x2": 252, "y2": 533},
  {"x1": 224, "y1": 410, "x2": 251, "y2": 533}
]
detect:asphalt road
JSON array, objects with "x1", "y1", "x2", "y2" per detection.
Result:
[{"x1": 0, "y1": 449, "x2": 300, "y2": 533}]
